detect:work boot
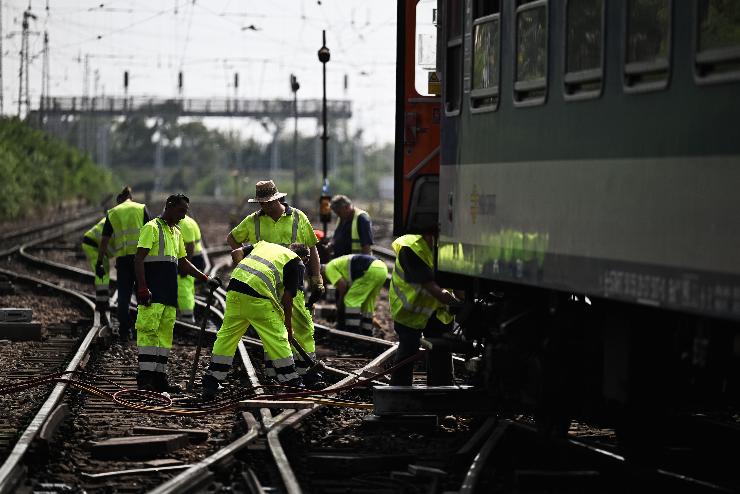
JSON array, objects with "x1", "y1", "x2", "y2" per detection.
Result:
[
  {"x1": 136, "y1": 370, "x2": 158, "y2": 392},
  {"x1": 280, "y1": 377, "x2": 305, "y2": 392},
  {"x1": 118, "y1": 327, "x2": 133, "y2": 343},
  {"x1": 201, "y1": 374, "x2": 221, "y2": 400},
  {"x1": 302, "y1": 371, "x2": 326, "y2": 391},
  {"x1": 154, "y1": 374, "x2": 184, "y2": 393}
]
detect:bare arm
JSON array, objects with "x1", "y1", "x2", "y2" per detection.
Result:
[
  {"x1": 360, "y1": 244, "x2": 372, "y2": 255},
  {"x1": 308, "y1": 245, "x2": 321, "y2": 278},
  {"x1": 226, "y1": 233, "x2": 241, "y2": 250},
  {"x1": 421, "y1": 280, "x2": 461, "y2": 306},
  {"x1": 134, "y1": 247, "x2": 149, "y2": 294},
  {"x1": 97, "y1": 236, "x2": 111, "y2": 262},
  {"x1": 281, "y1": 291, "x2": 294, "y2": 340},
  {"x1": 178, "y1": 257, "x2": 208, "y2": 282}
]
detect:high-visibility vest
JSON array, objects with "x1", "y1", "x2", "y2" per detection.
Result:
[
  {"x1": 83, "y1": 217, "x2": 115, "y2": 256},
  {"x1": 231, "y1": 241, "x2": 298, "y2": 314},
  {"x1": 178, "y1": 215, "x2": 203, "y2": 255},
  {"x1": 335, "y1": 208, "x2": 370, "y2": 253},
  {"x1": 390, "y1": 234, "x2": 452, "y2": 329},
  {"x1": 232, "y1": 208, "x2": 306, "y2": 247},
  {"x1": 141, "y1": 218, "x2": 182, "y2": 265},
  {"x1": 107, "y1": 199, "x2": 146, "y2": 257}
]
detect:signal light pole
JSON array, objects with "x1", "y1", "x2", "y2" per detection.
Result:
[
  {"x1": 290, "y1": 74, "x2": 300, "y2": 208},
  {"x1": 317, "y1": 30, "x2": 331, "y2": 236}
]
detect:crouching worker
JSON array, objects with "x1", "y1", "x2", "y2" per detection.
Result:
[
  {"x1": 135, "y1": 194, "x2": 220, "y2": 393},
  {"x1": 202, "y1": 241, "x2": 310, "y2": 400},
  {"x1": 323, "y1": 254, "x2": 388, "y2": 336}
]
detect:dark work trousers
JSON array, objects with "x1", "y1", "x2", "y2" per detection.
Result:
[
  {"x1": 390, "y1": 315, "x2": 453, "y2": 386},
  {"x1": 115, "y1": 255, "x2": 137, "y2": 332}
]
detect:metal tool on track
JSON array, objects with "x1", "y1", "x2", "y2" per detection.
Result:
[
  {"x1": 187, "y1": 286, "x2": 217, "y2": 391},
  {"x1": 289, "y1": 335, "x2": 326, "y2": 378}
]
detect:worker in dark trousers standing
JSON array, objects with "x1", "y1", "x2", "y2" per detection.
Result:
[
  {"x1": 177, "y1": 214, "x2": 206, "y2": 323},
  {"x1": 134, "y1": 194, "x2": 220, "y2": 392},
  {"x1": 329, "y1": 194, "x2": 373, "y2": 258},
  {"x1": 202, "y1": 241, "x2": 310, "y2": 399},
  {"x1": 96, "y1": 187, "x2": 150, "y2": 341},
  {"x1": 389, "y1": 231, "x2": 462, "y2": 386}
]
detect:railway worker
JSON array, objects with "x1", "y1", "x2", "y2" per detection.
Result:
[
  {"x1": 81, "y1": 217, "x2": 113, "y2": 312},
  {"x1": 96, "y1": 186, "x2": 150, "y2": 342},
  {"x1": 201, "y1": 241, "x2": 311, "y2": 399},
  {"x1": 329, "y1": 194, "x2": 373, "y2": 258},
  {"x1": 323, "y1": 253, "x2": 388, "y2": 336},
  {"x1": 226, "y1": 180, "x2": 325, "y2": 388},
  {"x1": 389, "y1": 230, "x2": 462, "y2": 386},
  {"x1": 134, "y1": 194, "x2": 220, "y2": 393},
  {"x1": 177, "y1": 214, "x2": 206, "y2": 323}
]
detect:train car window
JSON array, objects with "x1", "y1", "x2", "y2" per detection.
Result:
[
  {"x1": 445, "y1": 0, "x2": 463, "y2": 115},
  {"x1": 415, "y1": 0, "x2": 439, "y2": 96},
  {"x1": 624, "y1": 0, "x2": 671, "y2": 93},
  {"x1": 514, "y1": 0, "x2": 548, "y2": 106},
  {"x1": 471, "y1": 1, "x2": 502, "y2": 112},
  {"x1": 695, "y1": 0, "x2": 740, "y2": 84},
  {"x1": 564, "y1": 0, "x2": 605, "y2": 101}
]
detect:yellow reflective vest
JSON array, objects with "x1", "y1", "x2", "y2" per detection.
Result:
[
  {"x1": 178, "y1": 215, "x2": 203, "y2": 255},
  {"x1": 107, "y1": 199, "x2": 146, "y2": 257},
  {"x1": 335, "y1": 207, "x2": 370, "y2": 253},
  {"x1": 231, "y1": 241, "x2": 298, "y2": 316},
  {"x1": 390, "y1": 234, "x2": 452, "y2": 329}
]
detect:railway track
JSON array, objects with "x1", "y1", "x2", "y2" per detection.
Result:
[{"x1": 5, "y1": 212, "x2": 736, "y2": 492}]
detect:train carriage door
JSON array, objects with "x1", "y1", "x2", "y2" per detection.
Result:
[{"x1": 394, "y1": 0, "x2": 442, "y2": 235}]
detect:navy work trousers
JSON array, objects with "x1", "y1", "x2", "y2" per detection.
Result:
[
  {"x1": 116, "y1": 255, "x2": 137, "y2": 332},
  {"x1": 390, "y1": 315, "x2": 453, "y2": 386}
]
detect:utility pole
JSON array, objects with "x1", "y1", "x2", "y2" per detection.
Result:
[
  {"x1": 18, "y1": 9, "x2": 36, "y2": 117},
  {"x1": 290, "y1": 74, "x2": 300, "y2": 208},
  {"x1": 40, "y1": 31, "x2": 49, "y2": 125},
  {"x1": 1, "y1": 0, "x2": 4, "y2": 115},
  {"x1": 317, "y1": 30, "x2": 331, "y2": 235}
]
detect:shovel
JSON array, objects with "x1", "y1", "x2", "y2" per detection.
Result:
[
  {"x1": 187, "y1": 286, "x2": 217, "y2": 391},
  {"x1": 289, "y1": 335, "x2": 326, "y2": 378}
]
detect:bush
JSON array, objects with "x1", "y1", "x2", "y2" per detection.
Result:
[{"x1": 0, "y1": 118, "x2": 116, "y2": 221}]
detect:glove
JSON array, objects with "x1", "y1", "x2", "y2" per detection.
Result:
[
  {"x1": 137, "y1": 286, "x2": 152, "y2": 306},
  {"x1": 95, "y1": 260, "x2": 106, "y2": 279},
  {"x1": 306, "y1": 289, "x2": 322, "y2": 309},
  {"x1": 309, "y1": 275, "x2": 326, "y2": 296},
  {"x1": 207, "y1": 276, "x2": 222, "y2": 291}
]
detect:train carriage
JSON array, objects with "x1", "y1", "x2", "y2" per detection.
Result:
[{"x1": 395, "y1": 0, "x2": 740, "y2": 438}]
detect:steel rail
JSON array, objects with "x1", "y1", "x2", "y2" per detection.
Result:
[
  {"x1": 0, "y1": 269, "x2": 101, "y2": 494},
  {"x1": 266, "y1": 344, "x2": 398, "y2": 494},
  {"x1": 0, "y1": 211, "x2": 101, "y2": 258}
]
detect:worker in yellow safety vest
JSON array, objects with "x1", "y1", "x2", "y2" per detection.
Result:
[
  {"x1": 134, "y1": 194, "x2": 220, "y2": 393},
  {"x1": 82, "y1": 217, "x2": 113, "y2": 311},
  {"x1": 96, "y1": 187, "x2": 150, "y2": 342},
  {"x1": 329, "y1": 194, "x2": 373, "y2": 258},
  {"x1": 390, "y1": 232, "x2": 462, "y2": 386},
  {"x1": 177, "y1": 214, "x2": 206, "y2": 323},
  {"x1": 323, "y1": 254, "x2": 388, "y2": 336},
  {"x1": 202, "y1": 241, "x2": 310, "y2": 399},
  {"x1": 227, "y1": 180, "x2": 325, "y2": 389}
]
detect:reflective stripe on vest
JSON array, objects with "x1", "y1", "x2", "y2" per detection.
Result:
[
  {"x1": 143, "y1": 219, "x2": 178, "y2": 264},
  {"x1": 389, "y1": 234, "x2": 448, "y2": 328},
  {"x1": 254, "y1": 210, "x2": 299, "y2": 246},
  {"x1": 231, "y1": 241, "x2": 298, "y2": 305},
  {"x1": 108, "y1": 200, "x2": 145, "y2": 257},
  {"x1": 351, "y1": 208, "x2": 369, "y2": 253}
]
